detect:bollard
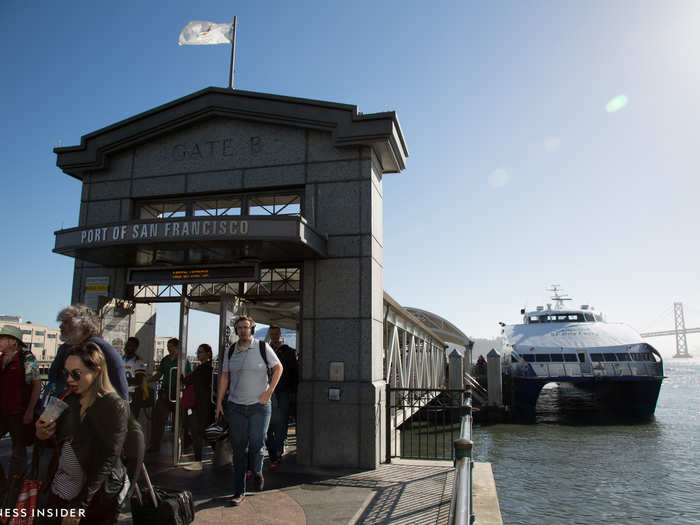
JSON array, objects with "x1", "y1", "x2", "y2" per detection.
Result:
[{"x1": 487, "y1": 348, "x2": 502, "y2": 406}]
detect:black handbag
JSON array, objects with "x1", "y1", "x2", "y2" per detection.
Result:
[{"x1": 131, "y1": 464, "x2": 195, "y2": 525}]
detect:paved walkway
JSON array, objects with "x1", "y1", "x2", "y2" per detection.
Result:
[
  {"x1": 2, "y1": 430, "x2": 501, "y2": 525},
  {"x1": 123, "y1": 450, "x2": 456, "y2": 525}
]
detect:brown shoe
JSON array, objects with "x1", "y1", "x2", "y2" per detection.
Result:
[
  {"x1": 254, "y1": 473, "x2": 264, "y2": 491},
  {"x1": 231, "y1": 493, "x2": 245, "y2": 506}
]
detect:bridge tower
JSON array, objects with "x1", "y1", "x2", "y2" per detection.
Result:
[{"x1": 673, "y1": 302, "x2": 692, "y2": 358}]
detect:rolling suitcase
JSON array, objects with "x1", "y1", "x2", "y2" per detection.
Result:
[{"x1": 131, "y1": 464, "x2": 195, "y2": 525}]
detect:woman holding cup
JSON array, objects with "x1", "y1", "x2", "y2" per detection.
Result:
[{"x1": 35, "y1": 341, "x2": 129, "y2": 525}]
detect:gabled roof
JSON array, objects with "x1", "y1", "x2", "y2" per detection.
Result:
[{"x1": 54, "y1": 87, "x2": 409, "y2": 180}]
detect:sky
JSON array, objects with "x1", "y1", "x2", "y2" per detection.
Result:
[{"x1": 1, "y1": 0, "x2": 699, "y2": 358}]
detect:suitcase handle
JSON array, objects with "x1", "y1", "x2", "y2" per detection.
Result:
[{"x1": 140, "y1": 464, "x2": 158, "y2": 508}]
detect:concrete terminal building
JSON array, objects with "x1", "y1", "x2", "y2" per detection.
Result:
[{"x1": 52, "y1": 87, "x2": 424, "y2": 469}]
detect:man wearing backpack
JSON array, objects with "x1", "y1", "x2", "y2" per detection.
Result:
[
  {"x1": 215, "y1": 315, "x2": 282, "y2": 507},
  {"x1": 0, "y1": 325, "x2": 41, "y2": 476}
]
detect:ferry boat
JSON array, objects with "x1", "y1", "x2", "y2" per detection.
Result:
[{"x1": 503, "y1": 286, "x2": 665, "y2": 421}]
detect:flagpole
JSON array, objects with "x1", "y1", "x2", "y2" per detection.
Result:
[{"x1": 228, "y1": 16, "x2": 238, "y2": 89}]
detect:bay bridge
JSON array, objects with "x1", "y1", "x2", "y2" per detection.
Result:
[{"x1": 640, "y1": 302, "x2": 697, "y2": 359}]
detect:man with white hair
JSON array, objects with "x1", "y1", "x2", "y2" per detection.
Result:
[
  {"x1": 0, "y1": 324, "x2": 41, "y2": 476},
  {"x1": 48, "y1": 304, "x2": 129, "y2": 400}
]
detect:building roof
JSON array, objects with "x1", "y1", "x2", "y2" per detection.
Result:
[{"x1": 54, "y1": 87, "x2": 409, "y2": 179}]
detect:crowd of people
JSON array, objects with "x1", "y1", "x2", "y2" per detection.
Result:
[{"x1": 0, "y1": 304, "x2": 299, "y2": 522}]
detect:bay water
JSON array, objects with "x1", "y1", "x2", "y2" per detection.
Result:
[{"x1": 472, "y1": 359, "x2": 700, "y2": 524}]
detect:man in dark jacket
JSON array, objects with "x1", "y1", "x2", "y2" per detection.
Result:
[
  {"x1": 265, "y1": 326, "x2": 298, "y2": 469},
  {"x1": 48, "y1": 305, "x2": 129, "y2": 401}
]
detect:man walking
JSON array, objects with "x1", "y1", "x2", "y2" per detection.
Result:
[
  {"x1": 265, "y1": 326, "x2": 298, "y2": 470},
  {"x1": 0, "y1": 325, "x2": 40, "y2": 476},
  {"x1": 216, "y1": 316, "x2": 282, "y2": 506}
]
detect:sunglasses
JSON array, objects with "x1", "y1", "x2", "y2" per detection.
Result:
[{"x1": 62, "y1": 368, "x2": 83, "y2": 381}]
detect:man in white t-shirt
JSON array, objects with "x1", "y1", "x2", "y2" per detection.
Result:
[{"x1": 216, "y1": 315, "x2": 282, "y2": 507}]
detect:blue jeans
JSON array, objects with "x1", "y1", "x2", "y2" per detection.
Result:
[
  {"x1": 225, "y1": 401, "x2": 271, "y2": 496},
  {"x1": 266, "y1": 391, "x2": 291, "y2": 461}
]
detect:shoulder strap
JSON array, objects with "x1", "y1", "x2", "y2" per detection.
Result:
[
  {"x1": 259, "y1": 340, "x2": 269, "y2": 367},
  {"x1": 227, "y1": 343, "x2": 235, "y2": 361}
]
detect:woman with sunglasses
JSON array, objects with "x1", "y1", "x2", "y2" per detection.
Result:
[{"x1": 35, "y1": 341, "x2": 129, "y2": 525}]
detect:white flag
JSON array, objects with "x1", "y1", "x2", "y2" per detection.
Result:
[{"x1": 178, "y1": 21, "x2": 233, "y2": 46}]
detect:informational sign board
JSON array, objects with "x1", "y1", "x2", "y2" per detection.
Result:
[
  {"x1": 127, "y1": 265, "x2": 259, "y2": 285},
  {"x1": 84, "y1": 276, "x2": 109, "y2": 311}
]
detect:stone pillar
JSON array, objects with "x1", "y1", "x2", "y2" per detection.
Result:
[
  {"x1": 448, "y1": 349, "x2": 464, "y2": 390},
  {"x1": 297, "y1": 142, "x2": 385, "y2": 469},
  {"x1": 487, "y1": 349, "x2": 502, "y2": 406}
]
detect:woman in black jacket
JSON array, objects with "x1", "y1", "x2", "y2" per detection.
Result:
[
  {"x1": 35, "y1": 341, "x2": 128, "y2": 525},
  {"x1": 182, "y1": 343, "x2": 214, "y2": 471}
]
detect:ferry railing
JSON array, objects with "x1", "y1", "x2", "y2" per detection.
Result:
[{"x1": 448, "y1": 399, "x2": 474, "y2": 525}]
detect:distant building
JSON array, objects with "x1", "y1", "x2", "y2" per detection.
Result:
[
  {"x1": 0, "y1": 316, "x2": 60, "y2": 361},
  {"x1": 154, "y1": 336, "x2": 175, "y2": 361}
]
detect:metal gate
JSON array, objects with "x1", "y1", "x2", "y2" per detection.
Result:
[{"x1": 386, "y1": 385, "x2": 471, "y2": 462}]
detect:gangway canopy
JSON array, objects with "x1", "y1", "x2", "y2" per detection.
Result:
[{"x1": 404, "y1": 307, "x2": 473, "y2": 348}]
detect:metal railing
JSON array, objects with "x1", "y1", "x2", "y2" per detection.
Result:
[
  {"x1": 386, "y1": 385, "x2": 471, "y2": 462},
  {"x1": 448, "y1": 403, "x2": 474, "y2": 525}
]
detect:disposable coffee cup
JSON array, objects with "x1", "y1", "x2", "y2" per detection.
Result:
[{"x1": 40, "y1": 396, "x2": 69, "y2": 423}]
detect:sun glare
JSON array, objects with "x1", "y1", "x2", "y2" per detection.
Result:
[{"x1": 605, "y1": 94, "x2": 628, "y2": 113}]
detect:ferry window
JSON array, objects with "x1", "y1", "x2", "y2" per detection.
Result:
[
  {"x1": 535, "y1": 354, "x2": 551, "y2": 362},
  {"x1": 578, "y1": 353, "x2": 586, "y2": 362},
  {"x1": 584, "y1": 313, "x2": 595, "y2": 322},
  {"x1": 549, "y1": 354, "x2": 564, "y2": 362},
  {"x1": 529, "y1": 316, "x2": 541, "y2": 323},
  {"x1": 616, "y1": 353, "x2": 631, "y2": 361},
  {"x1": 594, "y1": 314, "x2": 603, "y2": 322},
  {"x1": 564, "y1": 354, "x2": 578, "y2": 362},
  {"x1": 603, "y1": 353, "x2": 618, "y2": 361},
  {"x1": 590, "y1": 353, "x2": 603, "y2": 361},
  {"x1": 523, "y1": 355, "x2": 535, "y2": 362},
  {"x1": 641, "y1": 353, "x2": 651, "y2": 361}
]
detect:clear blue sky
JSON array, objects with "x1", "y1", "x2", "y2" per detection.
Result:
[{"x1": 1, "y1": 0, "x2": 698, "y2": 358}]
